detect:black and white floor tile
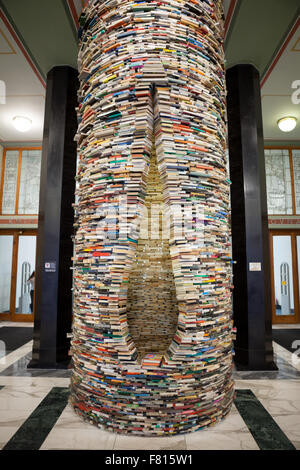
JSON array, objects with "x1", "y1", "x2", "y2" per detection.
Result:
[{"x1": 0, "y1": 321, "x2": 299, "y2": 451}]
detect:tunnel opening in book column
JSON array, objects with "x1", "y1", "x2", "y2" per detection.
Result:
[
  {"x1": 126, "y1": 87, "x2": 179, "y2": 361},
  {"x1": 71, "y1": 0, "x2": 234, "y2": 436}
]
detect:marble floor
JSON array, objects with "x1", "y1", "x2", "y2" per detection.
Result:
[{"x1": 0, "y1": 322, "x2": 299, "y2": 451}]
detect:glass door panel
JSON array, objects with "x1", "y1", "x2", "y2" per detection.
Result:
[
  {"x1": 15, "y1": 236, "x2": 36, "y2": 315},
  {"x1": 0, "y1": 235, "x2": 13, "y2": 314},
  {"x1": 273, "y1": 236, "x2": 294, "y2": 317}
]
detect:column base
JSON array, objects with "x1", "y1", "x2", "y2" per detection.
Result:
[
  {"x1": 27, "y1": 358, "x2": 71, "y2": 370},
  {"x1": 234, "y1": 356, "x2": 278, "y2": 371}
]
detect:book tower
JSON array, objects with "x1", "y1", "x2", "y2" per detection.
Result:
[{"x1": 70, "y1": 0, "x2": 235, "y2": 435}]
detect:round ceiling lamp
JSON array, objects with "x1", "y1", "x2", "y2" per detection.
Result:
[
  {"x1": 12, "y1": 116, "x2": 32, "y2": 132},
  {"x1": 277, "y1": 116, "x2": 297, "y2": 133}
]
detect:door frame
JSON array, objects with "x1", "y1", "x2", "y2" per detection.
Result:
[
  {"x1": 0, "y1": 229, "x2": 37, "y2": 322},
  {"x1": 269, "y1": 229, "x2": 300, "y2": 325}
]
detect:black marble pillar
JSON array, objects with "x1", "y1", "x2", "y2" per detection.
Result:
[
  {"x1": 226, "y1": 64, "x2": 276, "y2": 370},
  {"x1": 28, "y1": 66, "x2": 78, "y2": 369}
]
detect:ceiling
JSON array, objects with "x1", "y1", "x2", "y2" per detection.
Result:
[
  {"x1": 0, "y1": 0, "x2": 299, "y2": 143},
  {"x1": 225, "y1": 0, "x2": 300, "y2": 142},
  {"x1": 0, "y1": 12, "x2": 45, "y2": 142}
]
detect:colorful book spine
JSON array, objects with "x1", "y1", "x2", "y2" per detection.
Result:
[{"x1": 70, "y1": 0, "x2": 234, "y2": 436}]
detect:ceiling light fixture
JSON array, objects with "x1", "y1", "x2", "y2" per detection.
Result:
[
  {"x1": 277, "y1": 116, "x2": 297, "y2": 133},
  {"x1": 12, "y1": 116, "x2": 32, "y2": 133}
]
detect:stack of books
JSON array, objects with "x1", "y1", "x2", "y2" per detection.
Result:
[{"x1": 70, "y1": 0, "x2": 235, "y2": 436}]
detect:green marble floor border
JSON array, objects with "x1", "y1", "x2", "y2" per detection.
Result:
[
  {"x1": 2, "y1": 387, "x2": 70, "y2": 451},
  {"x1": 234, "y1": 389, "x2": 296, "y2": 450},
  {"x1": 0, "y1": 386, "x2": 4, "y2": 391}
]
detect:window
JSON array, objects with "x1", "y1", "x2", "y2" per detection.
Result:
[
  {"x1": 292, "y1": 150, "x2": 300, "y2": 214},
  {"x1": 0, "y1": 148, "x2": 42, "y2": 215},
  {"x1": 1, "y1": 150, "x2": 19, "y2": 214},
  {"x1": 265, "y1": 147, "x2": 300, "y2": 216}
]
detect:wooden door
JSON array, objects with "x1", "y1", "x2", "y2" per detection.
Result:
[
  {"x1": 270, "y1": 230, "x2": 300, "y2": 324},
  {"x1": 0, "y1": 229, "x2": 37, "y2": 322}
]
